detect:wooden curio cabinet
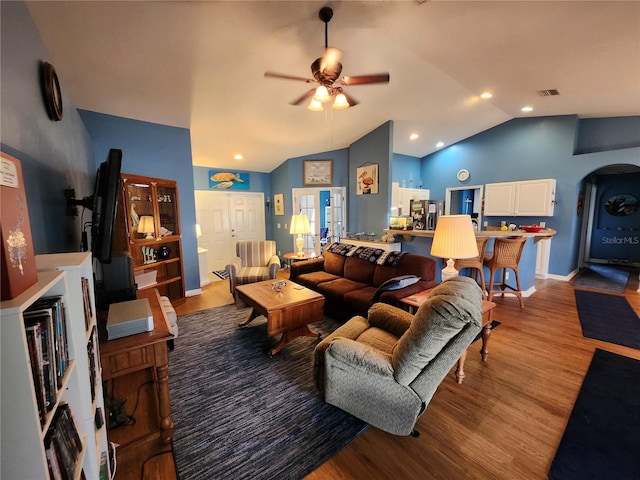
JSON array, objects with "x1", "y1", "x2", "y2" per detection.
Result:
[{"x1": 115, "y1": 173, "x2": 185, "y2": 301}]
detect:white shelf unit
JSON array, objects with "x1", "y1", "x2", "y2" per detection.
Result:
[
  {"x1": 0, "y1": 252, "x2": 106, "y2": 479},
  {"x1": 35, "y1": 252, "x2": 108, "y2": 480}
]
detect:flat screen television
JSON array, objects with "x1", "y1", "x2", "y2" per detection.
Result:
[{"x1": 91, "y1": 149, "x2": 122, "y2": 264}]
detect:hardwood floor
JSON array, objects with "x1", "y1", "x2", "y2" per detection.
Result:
[{"x1": 120, "y1": 270, "x2": 640, "y2": 480}]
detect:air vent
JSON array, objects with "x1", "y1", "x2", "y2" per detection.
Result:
[{"x1": 537, "y1": 89, "x2": 560, "y2": 97}]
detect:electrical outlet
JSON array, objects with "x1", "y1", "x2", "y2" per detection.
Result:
[
  {"x1": 505, "y1": 272, "x2": 510, "y2": 280},
  {"x1": 278, "y1": 250, "x2": 281, "y2": 256},
  {"x1": 277, "y1": 223, "x2": 281, "y2": 229},
  {"x1": 539, "y1": 221, "x2": 546, "y2": 228},
  {"x1": 483, "y1": 221, "x2": 488, "y2": 228}
]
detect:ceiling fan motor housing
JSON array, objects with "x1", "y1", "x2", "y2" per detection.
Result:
[{"x1": 311, "y1": 57, "x2": 342, "y2": 85}]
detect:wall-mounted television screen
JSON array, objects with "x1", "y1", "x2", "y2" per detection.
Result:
[{"x1": 91, "y1": 149, "x2": 122, "y2": 264}]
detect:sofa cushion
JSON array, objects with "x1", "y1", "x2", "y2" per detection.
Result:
[
  {"x1": 323, "y1": 251, "x2": 347, "y2": 276},
  {"x1": 391, "y1": 276, "x2": 482, "y2": 386},
  {"x1": 318, "y1": 277, "x2": 369, "y2": 305},
  {"x1": 344, "y1": 257, "x2": 377, "y2": 284},
  {"x1": 372, "y1": 275, "x2": 421, "y2": 301},
  {"x1": 295, "y1": 271, "x2": 341, "y2": 289},
  {"x1": 343, "y1": 286, "x2": 379, "y2": 315}
]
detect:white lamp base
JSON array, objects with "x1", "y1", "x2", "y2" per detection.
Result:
[
  {"x1": 295, "y1": 234, "x2": 305, "y2": 256},
  {"x1": 441, "y1": 258, "x2": 459, "y2": 281}
]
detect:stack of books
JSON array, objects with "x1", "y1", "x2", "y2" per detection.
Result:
[{"x1": 106, "y1": 298, "x2": 153, "y2": 340}]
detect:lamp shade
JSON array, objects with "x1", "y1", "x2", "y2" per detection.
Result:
[
  {"x1": 138, "y1": 216, "x2": 155, "y2": 239},
  {"x1": 430, "y1": 215, "x2": 478, "y2": 281},
  {"x1": 290, "y1": 214, "x2": 311, "y2": 235}
]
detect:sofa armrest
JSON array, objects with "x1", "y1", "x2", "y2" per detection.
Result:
[
  {"x1": 290, "y1": 257, "x2": 325, "y2": 281},
  {"x1": 378, "y1": 279, "x2": 438, "y2": 307},
  {"x1": 327, "y1": 337, "x2": 394, "y2": 378},
  {"x1": 367, "y1": 302, "x2": 414, "y2": 338},
  {"x1": 267, "y1": 254, "x2": 281, "y2": 279},
  {"x1": 225, "y1": 256, "x2": 242, "y2": 293}
]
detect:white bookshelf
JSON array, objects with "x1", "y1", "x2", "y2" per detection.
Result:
[
  {"x1": 0, "y1": 252, "x2": 107, "y2": 479},
  {"x1": 35, "y1": 252, "x2": 109, "y2": 479}
]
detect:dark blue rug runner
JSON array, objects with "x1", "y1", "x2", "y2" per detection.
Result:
[
  {"x1": 572, "y1": 265, "x2": 629, "y2": 294},
  {"x1": 169, "y1": 305, "x2": 367, "y2": 480},
  {"x1": 549, "y1": 349, "x2": 640, "y2": 479},
  {"x1": 574, "y1": 290, "x2": 640, "y2": 349}
]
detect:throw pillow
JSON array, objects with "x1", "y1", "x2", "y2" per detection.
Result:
[{"x1": 372, "y1": 275, "x2": 421, "y2": 301}]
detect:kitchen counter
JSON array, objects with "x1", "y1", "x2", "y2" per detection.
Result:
[{"x1": 384, "y1": 228, "x2": 556, "y2": 242}]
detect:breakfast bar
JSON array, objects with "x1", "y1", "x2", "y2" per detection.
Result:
[{"x1": 383, "y1": 228, "x2": 557, "y2": 295}]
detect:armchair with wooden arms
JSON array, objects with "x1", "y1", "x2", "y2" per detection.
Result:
[
  {"x1": 225, "y1": 240, "x2": 281, "y2": 301},
  {"x1": 313, "y1": 275, "x2": 482, "y2": 436}
]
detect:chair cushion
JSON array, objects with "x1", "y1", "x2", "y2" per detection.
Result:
[
  {"x1": 296, "y1": 271, "x2": 341, "y2": 289},
  {"x1": 323, "y1": 250, "x2": 347, "y2": 276},
  {"x1": 235, "y1": 266, "x2": 272, "y2": 285},
  {"x1": 372, "y1": 275, "x2": 421, "y2": 301},
  {"x1": 392, "y1": 276, "x2": 482, "y2": 386}
]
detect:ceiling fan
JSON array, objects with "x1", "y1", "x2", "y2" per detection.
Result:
[{"x1": 264, "y1": 6, "x2": 390, "y2": 111}]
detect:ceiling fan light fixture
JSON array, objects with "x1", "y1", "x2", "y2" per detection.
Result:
[
  {"x1": 332, "y1": 93, "x2": 350, "y2": 109},
  {"x1": 314, "y1": 85, "x2": 331, "y2": 103},
  {"x1": 308, "y1": 99, "x2": 324, "y2": 111}
]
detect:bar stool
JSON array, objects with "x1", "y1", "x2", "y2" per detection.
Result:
[
  {"x1": 483, "y1": 237, "x2": 527, "y2": 308},
  {"x1": 454, "y1": 237, "x2": 489, "y2": 297}
]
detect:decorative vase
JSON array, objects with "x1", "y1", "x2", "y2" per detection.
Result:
[{"x1": 158, "y1": 245, "x2": 171, "y2": 260}]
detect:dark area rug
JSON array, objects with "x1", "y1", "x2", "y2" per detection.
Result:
[
  {"x1": 574, "y1": 290, "x2": 640, "y2": 349},
  {"x1": 572, "y1": 264, "x2": 630, "y2": 294},
  {"x1": 212, "y1": 269, "x2": 229, "y2": 280},
  {"x1": 168, "y1": 305, "x2": 367, "y2": 480},
  {"x1": 549, "y1": 349, "x2": 640, "y2": 480}
]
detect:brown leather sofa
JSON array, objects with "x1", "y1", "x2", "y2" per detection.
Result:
[{"x1": 289, "y1": 242, "x2": 437, "y2": 319}]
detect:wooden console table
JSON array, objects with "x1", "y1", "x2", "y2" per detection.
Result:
[
  {"x1": 400, "y1": 288, "x2": 496, "y2": 384},
  {"x1": 98, "y1": 288, "x2": 175, "y2": 454}
]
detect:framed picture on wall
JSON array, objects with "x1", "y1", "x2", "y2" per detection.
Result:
[
  {"x1": 303, "y1": 160, "x2": 332, "y2": 186},
  {"x1": 274, "y1": 193, "x2": 284, "y2": 216},
  {"x1": 356, "y1": 163, "x2": 379, "y2": 195}
]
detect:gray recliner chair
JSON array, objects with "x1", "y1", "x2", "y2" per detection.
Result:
[{"x1": 313, "y1": 275, "x2": 482, "y2": 436}]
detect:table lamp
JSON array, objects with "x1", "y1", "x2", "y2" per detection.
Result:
[
  {"x1": 138, "y1": 216, "x2": 155, "y2": 239},
  {"x1": 290, "y1": 214, "x2": 311, "y2": 257},
  {"x1": 430, "y1": 214, "x2": 479, "y2": 281}
]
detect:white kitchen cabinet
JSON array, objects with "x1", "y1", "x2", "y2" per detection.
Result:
[
  {"x1": 484, "y1": 179, "x2": 556, "y2": 216},
  {"x1": 391, "y1": 183, "x2": 430, "y2": 216}
]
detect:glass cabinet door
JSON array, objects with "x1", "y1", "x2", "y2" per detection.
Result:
[
  {"x1": 156, "y1": 184, "x2": 179, "y2": 237},
  {"x1": 125, "y1": 181, "x2": 154, "y2": 240}
]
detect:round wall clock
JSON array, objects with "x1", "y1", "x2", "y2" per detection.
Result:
[
  {"x1": 41, "y1": 61, "x2": 63, "y2": 121},
  {"x1": 456, "y1": 169, "x2": 470, "y2": 182}
]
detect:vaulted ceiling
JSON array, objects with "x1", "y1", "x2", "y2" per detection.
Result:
[{"x1": 27, "y1": 1, "x2": 640, "y2": 173}]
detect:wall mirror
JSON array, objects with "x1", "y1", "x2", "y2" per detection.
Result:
[{"x1": 445, "y1": 185, "x2": 484, "y2": 230}]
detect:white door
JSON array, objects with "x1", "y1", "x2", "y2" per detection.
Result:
[
  {"x1": 195, "y1": 191, "x2": 266, "y2": 272},
  {"x1": 293, "y1": 187, "x2": 346, "y2": 255}
]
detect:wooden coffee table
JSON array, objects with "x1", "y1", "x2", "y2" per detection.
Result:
[{"x1": 235, "y1": 279, "x2": 324, "y2": 357}]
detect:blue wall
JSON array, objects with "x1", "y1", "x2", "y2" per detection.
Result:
[
  {"x1": 269, "y1": 148, "x2": 349, "y2": 256},
  {"x1": 348, "y1": 121, "x2": 393, "y2": 235},
  {"x1": 419, "y1": 116, "x2": 640, "y2": 277},
  {"x1": 79, "y1": 111, "x2": 200, "y2": 293},
  {"x1": 1, "y1": 1, "x2": 95, "y2": 255}
]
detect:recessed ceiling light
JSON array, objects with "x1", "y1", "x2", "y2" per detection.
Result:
[
  {"x1": 436, "y1": 141, "x2": 445, "y2": 148},
  {"x1": 480, "y1": 92, "x2": 493, "y2": 99},
  {"x1": 234, "y1": 154, "x2": 243, "y2": 160},
  {"x1": 521, "y1": 106, "x2": 533, "y2": 112},
  {"x1": 410, "y1": 133, "x2": 419, "y2": 140}
]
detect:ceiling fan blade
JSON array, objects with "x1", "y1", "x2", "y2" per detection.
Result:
[
  {"x1": 290, "y1": 89, "x2": 316, "y2": 106},
  {"x1": 264, "y1": 71, "x2": 315, "y2": 83},
  {"x1": 340, "y1": 73, "x2": 390, "y2": 86},
  {"x1": 320, "y1": 47, "x2": 342, "y2": 72}
]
